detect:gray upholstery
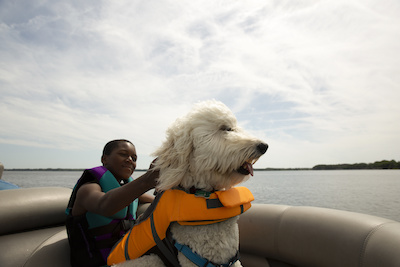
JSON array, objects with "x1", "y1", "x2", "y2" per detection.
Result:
[
  {"x1": 0, "y1": 187, "x2": 71, "y2": 235},
  {"x1": 239, "y1": 204, "x2": 400, "y2": 267},
  {"x1": 1, "y1": 187, "x2": 400, "y2": 267},
  {"x1": 0, "y1": 187, "x2": 71, "y2": 267}
]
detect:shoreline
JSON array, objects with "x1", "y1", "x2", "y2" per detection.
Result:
[{"x1": 4, "y1": 168, "x2": 399, "y2": 172}]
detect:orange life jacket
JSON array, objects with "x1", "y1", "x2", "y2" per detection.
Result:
[{"x1": 107, "y1": 186, "x2": 254, "y2": 266}]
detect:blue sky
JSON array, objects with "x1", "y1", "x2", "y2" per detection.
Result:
[{"x1": 1, "y1": 0, "x2": 399, "y2": 169}]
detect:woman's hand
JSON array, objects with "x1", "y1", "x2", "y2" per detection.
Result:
[{"x1": 145, "y1": 158, "x2": 159, "y2": 189}]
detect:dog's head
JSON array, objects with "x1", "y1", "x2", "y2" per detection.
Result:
[{"x1": 152, "y1": 100, "x2": 268, "y2": 191}]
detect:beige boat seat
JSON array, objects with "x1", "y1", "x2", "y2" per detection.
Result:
[
  {"x1": 239, "y1": 204, "x2": 400, "y2": 267},
  {"x1": 1, "y1": 187, "x2": 400, "y2": 267}
]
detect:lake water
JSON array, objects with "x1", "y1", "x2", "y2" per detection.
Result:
[{"x1": 2, "y1": 169, "x2": 400, "y2": 222}]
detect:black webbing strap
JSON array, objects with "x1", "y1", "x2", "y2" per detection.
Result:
[
  {"x1": 206, "y1": 198, "x2": 224, "y2": 209},
  {"x1": 150, "y1": 214, "x2": 180, "y2": 267},
  {"x1": 89, "y1": 220, "x2": 134, "y2": 250}
]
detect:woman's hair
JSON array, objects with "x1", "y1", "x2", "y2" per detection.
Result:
[{"x1": 102, "y1": 139, "x2": 134, "y2": 156}]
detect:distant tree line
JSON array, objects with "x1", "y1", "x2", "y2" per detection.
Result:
[
  {"x1": 5, "y1": 168, "x2": 85, "y2": 171},
  {"x1": 5, "y1": 160, "x2": 399, "y2": 171},
  {"x1": 312, "y1": 160, "x2": 400, "y2": 170}
]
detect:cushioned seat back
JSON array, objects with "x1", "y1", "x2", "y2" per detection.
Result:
[
  {"x1": 239, "y1": 204, "x2": 400, "y2": 267},
  {"x1": 0, "y1": 187, "x2": 71, "y2": 235},
  {"x1": 0, "y1": 187, "x2": 72, "y2": 267}
]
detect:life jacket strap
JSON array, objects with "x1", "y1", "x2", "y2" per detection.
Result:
[
  {"x1": 88, "y1": 220, "x2": 134, "y2": 249},
  {"x1": 88, "y1": 219, "x2": 134, "y2": 236},
  {"x1": 150, "y1": 214, "x2": 180, "y2": 267},
  {"x1": 174, "y1": 241, "x2": 240, "y2": 267}
]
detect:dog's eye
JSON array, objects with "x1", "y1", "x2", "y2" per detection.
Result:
[{"x1": 221, "y1": 126, "x2": 233, "y2": 132}]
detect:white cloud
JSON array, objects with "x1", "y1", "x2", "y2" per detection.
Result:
[{"x1": 0, "y1": 0, "x2": 399, "y2": 168}]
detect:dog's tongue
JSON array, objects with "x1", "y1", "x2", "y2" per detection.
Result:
[{"x1": 245, "y1": 162, "x2": 254, "y2": 176}]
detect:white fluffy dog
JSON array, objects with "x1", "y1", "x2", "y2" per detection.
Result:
[{"x1": 114, "y1": 100, "x2": 268, "y2": 267}]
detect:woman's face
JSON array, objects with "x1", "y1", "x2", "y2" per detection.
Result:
[{"x1": 101, "y1": 142, "x2": 137, "y2": 181}]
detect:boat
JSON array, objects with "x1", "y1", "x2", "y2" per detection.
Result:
[
  {"x1": 0, "y1": 162, "x2": 20, "y2": 190},
  {"x1": 0, "y1": 179, "x2": 19, "y2": 190},
  {"x1": 1, "y1": 186, "x2": 400, "y2": 267}
]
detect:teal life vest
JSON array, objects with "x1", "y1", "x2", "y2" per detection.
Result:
[{"x1": 65, "y1": 166, "x2": 138, "y2": 267}]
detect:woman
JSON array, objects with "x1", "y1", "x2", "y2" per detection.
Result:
[{"x1": 65, "y1": 139, "x2": 158, "y2": 267}]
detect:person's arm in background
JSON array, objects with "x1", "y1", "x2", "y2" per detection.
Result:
[{"x1": 72, "y1": 167, "x2": 158, "y2": 217}]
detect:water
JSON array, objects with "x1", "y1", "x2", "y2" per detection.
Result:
[
  {"x1": 2, "y1": 169, "x2": 400, "y2": 221},
  {"x1": 242, "y1": 170, "x2": 400, "y2": 222}
]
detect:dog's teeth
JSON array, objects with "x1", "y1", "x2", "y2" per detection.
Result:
[
  {"x1": 245, "y1": 162, "x2": 254, "y2": 176},
  {"x1": 246, "y1": 159, "x2": 258, "y2": 165}
]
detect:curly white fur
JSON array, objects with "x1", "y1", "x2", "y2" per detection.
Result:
[
  {"x1": 115, "y1": 100, "x2": 267, "y2": 267},
  {"x1": 153, "y1": 100, "x2": 267, "y2": 192}
]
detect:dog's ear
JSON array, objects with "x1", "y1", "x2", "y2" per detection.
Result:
[{"x1": 152, "y1": 119, "x2": 194, "y2": 191}]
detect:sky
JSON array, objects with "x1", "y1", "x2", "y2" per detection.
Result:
[{"x1": 1, "y1": 0, "x2": 399, "y2": 169}]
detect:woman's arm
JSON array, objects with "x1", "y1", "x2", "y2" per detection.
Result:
[{"x1": 72, "y1": 168, "x2": 158, "y2": 217}]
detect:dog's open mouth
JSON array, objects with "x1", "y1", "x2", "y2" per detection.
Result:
[{"x1": 237, "y1": 159, "x2": 258, "y2": 176}]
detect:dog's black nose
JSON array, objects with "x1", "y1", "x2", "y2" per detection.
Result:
[{"x1": 257, "y1": 143, "x2": 268, "y2": 154}]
